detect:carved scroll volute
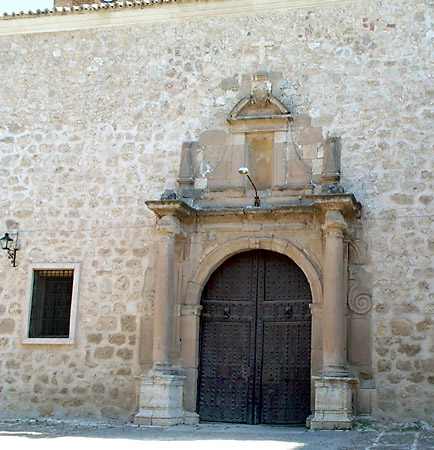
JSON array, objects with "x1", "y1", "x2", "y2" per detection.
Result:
[{"x1": 348, "y1": 264, "x2": 372, "y2": 314}]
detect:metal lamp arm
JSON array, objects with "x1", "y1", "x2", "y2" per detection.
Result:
[{"x1": 246, "y1": 175, "x2": 260, "y2": 207}]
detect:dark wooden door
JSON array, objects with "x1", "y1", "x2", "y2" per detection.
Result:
[{"x1": 197, "y1": 250, "x2": 312, "y2": 424}]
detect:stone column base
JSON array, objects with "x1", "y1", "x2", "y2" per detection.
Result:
[
  {"x1": 310, "y1": 376, "x2": 359, "y2": 430},
  {"x1": 184, "y1": 411, "x2": 200, "y2": 425},
  {"x1": 134, "y1": 370, "x2": 189, "y2": 426}
]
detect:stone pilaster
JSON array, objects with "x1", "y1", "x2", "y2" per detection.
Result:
[
  {"x1": 321, "y1": 209, "x2": 348, "y2": 376},
  {"x1": 134, "y1": 214, "x2": 190, "y2": 426},
  {"x1": 311, "y1": 209, "x2": 358, "y2": 430}
]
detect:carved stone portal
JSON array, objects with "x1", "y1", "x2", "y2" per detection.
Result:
[{"x1": 139, "y1": 71, "x2": 369, "y2": 430}]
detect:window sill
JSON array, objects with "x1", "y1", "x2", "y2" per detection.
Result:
[{"x1": 22, "y1": 337, "x2": 76, "y2": 345}]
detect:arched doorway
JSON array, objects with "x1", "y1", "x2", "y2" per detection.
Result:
[{"x1": 197, "y1": 250, "x2": 312, "y2": 424}]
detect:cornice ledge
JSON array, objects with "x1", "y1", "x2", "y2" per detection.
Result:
[
  {"x1": 0, "y1": 0, "x2": 359, "y2": 36},
  {"x1": 145, "y1": 199, "x2": 196, "y2": 220},
  {"x1": 193, "y1": 201, "x2": 317, "y2": 217},
  {"x1": 146, "y1": 193, "x2": 361, "y2": 220},
  {"x1": 310, "y1": 193, "x2": 362, "y2": 217}
]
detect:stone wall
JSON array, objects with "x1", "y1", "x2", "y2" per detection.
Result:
[{"x1": 0, "y1": 0, "x2": 433, "y2": 422}]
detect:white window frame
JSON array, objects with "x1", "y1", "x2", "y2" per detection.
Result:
[{"x1": 23, "y1": 262, "x2": 81, "y2": 345}]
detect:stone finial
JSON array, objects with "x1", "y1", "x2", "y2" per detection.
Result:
[
  {"x1": 177, "y1": 142, "x2": 196, "y2": 187},
  {"x1": 322, "y1": 137, "x2": 341, "y2": 182},
  {"x1": 156, "y1": 214, "x2": 183, "y2": 237}
]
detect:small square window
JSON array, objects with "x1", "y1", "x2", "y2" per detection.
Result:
[{"x1": 23, "y1": 263, "x2": 80, "y2": 345}]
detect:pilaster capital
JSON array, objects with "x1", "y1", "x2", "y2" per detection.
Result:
[
  {"x1": 322, "y1": 210, "x2": 347, "y2": 237},
  {"x1": 156, "y1": 214, "x2": 184, "y2": 238},
  {"x1": 180, "y1": 305, "x2": 203, "y2": 316}
]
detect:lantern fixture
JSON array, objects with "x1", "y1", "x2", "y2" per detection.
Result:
[
  {"x1": 0, "y1": 231, "x2": 19, "y2": 267},
  {"x1": 238, "y1": 167, "x2": 260, "y2": 207}
]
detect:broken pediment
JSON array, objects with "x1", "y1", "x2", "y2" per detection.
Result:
[
  {"x1": 228, "y1": 73, "x2": 292, "y2": 132},
  {"x1": 175, "y1": 72, "x2": 346, "y2": 208}
]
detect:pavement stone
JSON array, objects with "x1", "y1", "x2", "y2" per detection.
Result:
[{"x1": 0, "y1": 420, "x2": 432, "y2": 450}]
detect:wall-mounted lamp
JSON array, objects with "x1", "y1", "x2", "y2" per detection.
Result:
[
  {"x1": 238, "y1": 167, "x2": 260, "y2": 207},
  {"x1": 0, "y1": 231, "x2": 19, "y2": 267}
]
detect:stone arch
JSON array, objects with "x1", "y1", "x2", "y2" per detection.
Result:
[
  {"x1": 181, "y1": 235, "x2": 323, "y2": 416},
  {"x1": 184, "y1": 235, "x2": 322, "y2": 307}
]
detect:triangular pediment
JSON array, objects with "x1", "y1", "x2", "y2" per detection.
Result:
[
  {"x1": 229, "y1": 96, "x2": 290, "y2": 120},
  {"x1": 229, "y1": 73, "x2": 291, "y2": 121}
]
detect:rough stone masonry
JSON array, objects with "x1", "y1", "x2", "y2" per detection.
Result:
[{"x1": 0, "y1": 0, "x2": 433, "y2": 424}]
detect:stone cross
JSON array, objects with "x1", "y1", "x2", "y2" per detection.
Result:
[{"x1": 252, "y1": 37, "x2": 274, "y2": 65}]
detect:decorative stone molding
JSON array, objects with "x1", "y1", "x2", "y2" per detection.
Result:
[
  {"x1": 156, "y1": 214, "x2": 183, "y2": 237},
  {"x1": 322, "y1": 209, "x2": 347, "y2": 237},
  {"x1": 0, "y1": 0, "x2": 359, "y2": 36},
  {"x1": 349, "y1": 239, "x2": 369, "y2": 265},
  {"x1": 228, "y1": 74, "x2": 291, "y2": 127},
  {"x1": 184, "y1": 234, "x2": 323, "y2": 308},
  {"x1": 250, "y1": 73, "x2": 272, "y2": 106},
  {"x1": 348, "y1": 287, "x2": 371, "y2": 315},
  {"x1": 348, "y1": 264, "x2": 372, "y2": 314},
  {"x1": 180, "y1": 305, "x2": 203, "y2": 316}
]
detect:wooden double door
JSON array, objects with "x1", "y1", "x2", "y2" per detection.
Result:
[{"x1": 198, "y1": 250, "x2": 312, "y2": 424}]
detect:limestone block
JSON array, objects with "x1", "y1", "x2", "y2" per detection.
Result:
[
  {"x1": 289, "y1": 145, "x2": 312, "y2": 184},
  {"x1": 273, "y1": 142, "x2": 287, "y2": 186},
  {"x1": 108, "y1": 333, "x2": 126, "y2": 345},
  {"x1": 0, "y1": 319, "x2": 15, "y2": 334},
  {"x1": 182, "y1": 367, "x2": 199, "y2": 413},
  {"x1": 311, "y1": 376, "x2": 358, "y2": 430},
  {"x1": 97, "y1": 317, "x2": 117, "y2": 332},
  {"x1": 180, "y1": 312, "x2": 200, "y2": 368},
  {"x1": 139, "y1": 317, "x2": 153, "y2": 368},
  {"x1": 121, "y1": 315, "x2": 136, "y2": 333},
  {"x1": 116, "y1": 349, "x2": 133, "y2": 360},
  {"x1": 94, "y1": 346, "x2": 114, "y2": 360},
  {"x1": 391, "y1": 318, "x2": 413, "y2": 336},
  {"x1": 348, "y1": 317, "x2": 371, "y2": 366},
  {"x1": 356, "y1": 388, "x2": 374, "y2": 415},
  {"x1": 134, "y1": 372, "x2": 186, "y2": 426},
  {"x1": 87, "y1": 333, "x2": 103, "y2": 344},
  {"x1": 298, "y1": 127, "x2": 323, "y2": 145}
]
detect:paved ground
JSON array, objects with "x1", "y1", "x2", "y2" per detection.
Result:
[{"x1": 0, "y1": 420, "x2": 432, "y2": 450}]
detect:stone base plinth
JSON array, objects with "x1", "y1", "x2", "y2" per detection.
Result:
[
  {"x1": 134, "y1": 370, "x2": 188, "y2": 426},
  {"x1": 310, "y1": 376, "x2": 359, "y2": 430},
  {"x1": 184, "y1": 411, "x2": 200, "y2": 425}
]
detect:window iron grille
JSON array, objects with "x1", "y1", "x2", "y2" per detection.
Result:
[{"x1": 29, "y1": 269, "x2": 74, "y2": 339}]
